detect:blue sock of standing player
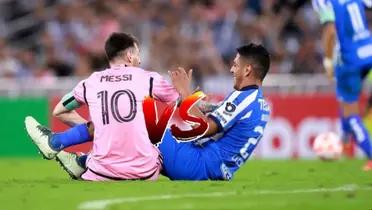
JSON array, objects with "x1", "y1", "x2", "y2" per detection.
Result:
[
  {"x1": 347, "y1": 115, "x2": 372, "y2": 159},
  {"x1": 49, "y1": 123, "x2": 92, "y2": 151},
  {"x1": 341, "y1": 115, "x2": 351, "y2": 143}
]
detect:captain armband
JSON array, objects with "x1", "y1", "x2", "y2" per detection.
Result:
[{"x1": 61, "y1": 92, "x2": 81, "y2": 111}]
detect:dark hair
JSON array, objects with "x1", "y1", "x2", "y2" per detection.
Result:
[
  {"x1": 237, "y1": 43, "x2": 270, "y2": 81},
  {"x1": 104, "y1": 32, "x2": 139, "y2": 61}
]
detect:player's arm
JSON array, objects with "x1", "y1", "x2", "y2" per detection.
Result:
[
  {"x1": 312, "y1": 0, "x2": 336, "y2": 79},
  {"x1": 322, "y1": 22, "x2": 336, "y2": 79},
  {"x1": 53, "y1": 92, "x2": 88, "y2": 127},
  {"x1": 53, "y1": 79, "x2": 91, "y2": 127},
  {"x1": 197, "y1": 100, "x2": 220, "y2": 114},
  {"x1": 150, "y1": 72, "x2": 180, "y2": 104},
  {"x1": 169, "y1": 68, "x2": 219, "y2": 137}
]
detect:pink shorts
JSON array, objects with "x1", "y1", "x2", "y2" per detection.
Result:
[{"x1": 80, "y1": 157, "x2": 162, "y2": 181}]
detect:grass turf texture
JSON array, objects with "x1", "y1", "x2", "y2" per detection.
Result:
[{"x1": 0, "y1": 159, "x2": 371, "y2": 210}]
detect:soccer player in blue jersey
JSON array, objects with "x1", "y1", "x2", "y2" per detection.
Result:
[
  {"x1": 312, "y1": 0, "x2": 372, "y2": 170},
  {"x1": 25, "y1": 43, "x2": 271, "y2": 180},
  {"x1": 162, "y1": 44, "x2": 270, "y2": 180}
]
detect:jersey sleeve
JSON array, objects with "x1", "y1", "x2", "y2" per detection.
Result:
[
  {"x1": 208, "y1": 90, "x2": 258, "y2": 132},
  {"x1": 151, "y1": 73, "x2": 179, "y2": 103},
  {"x1": 72, "y1": 79, "x2": 88, "y2": 104},
  {"x1": 312, "y1": 0, "x2": 335, "y2": 24},
  {"x1": 363, "y1": 0, "x2": 372, "y2": 8}
]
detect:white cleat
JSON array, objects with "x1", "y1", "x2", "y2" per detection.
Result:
[
  {"x1": 56, "y1": 151, "x2": 85, "y2": 180},
  {"x1": 24, "y1": 116, "x2": 58, "y2": 160}
]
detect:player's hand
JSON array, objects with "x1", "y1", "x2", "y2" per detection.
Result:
[
  {"x1": 323, "y1": 57, "x2": 334, "y2": 81},
  {"x1": 169, "y1": 67, "x2": 193, "y2": 97}
]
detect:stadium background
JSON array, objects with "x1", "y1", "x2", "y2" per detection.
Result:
[{"x1": 1, "y1": 0, "x2": 371, "y2": 158}]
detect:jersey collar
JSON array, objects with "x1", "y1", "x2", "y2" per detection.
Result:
[
  {"x1": 111, "y1": 64, "x2": 129, "y2": 69},
  {"x1": 239, "y1": 85, "x2": 259, "y2": 91}
]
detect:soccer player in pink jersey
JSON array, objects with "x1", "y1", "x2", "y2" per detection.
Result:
[{"x1": 25, "y1": 33, "x2": 179, "y2": 181}]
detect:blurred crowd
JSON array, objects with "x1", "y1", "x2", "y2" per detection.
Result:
[{"x1": 0, "y1": 0, "x2": 338, "y2": 81}]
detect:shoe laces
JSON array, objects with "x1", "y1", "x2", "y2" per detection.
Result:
[{"x1": 36, "y1": 125, "x2": 52, "y2": 136}]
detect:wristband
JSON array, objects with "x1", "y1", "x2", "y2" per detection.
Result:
[{"x1": 323, "y1": 57, "x2": 333, "y2": 69}]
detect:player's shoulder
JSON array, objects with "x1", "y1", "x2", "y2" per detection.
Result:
[
  {"x1": 143, "y1": 69, "x2": 163, "y2": 78},
  {"x1": 143, "y1": 70, "x2": 170, "y2": 84},
  {"x1": 80, "y1": 71, "x2": 106, "y2": 84},
  {"x1": 363, "y1": 0, "x2": 372, "y2": 8},
  {"x1": 74, "y1": 71, "x2": 98, "y2": 84},
  {"x1": 87, "y1": 66, "x2": 149, "y2": 78},
  {"x1": 239, "y1": 90, "x2": 269, "y2": 121},
  {"x1": 312, "y1": 0, "x2": 332, "y2": 11},
  {"x1": 126, "y1": 66, "x2": 147, "y2": 72},
  {"x1": 224, "y1": 86, "x2": 261, "y2": 108}
]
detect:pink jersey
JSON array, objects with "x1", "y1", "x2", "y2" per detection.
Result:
[{"x1": 72, "y1": 65, "x2": 179, "y2": 181}]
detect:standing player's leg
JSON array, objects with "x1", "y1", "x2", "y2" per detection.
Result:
[
  {"x1": 340, "y1": 114, "x2": 354, "y2": 158},
  {"x1": 335, "y1": 66, "x2": 372, "y2": 170},
  {"x1": 25, "y1": 116, "x2": 92, "y2": 159}
]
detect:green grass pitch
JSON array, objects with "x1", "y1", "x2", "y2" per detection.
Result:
[{"x1": 0, "y1": 158, "x2": 371, "y2": 210}]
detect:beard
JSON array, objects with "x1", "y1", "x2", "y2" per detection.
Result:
[{"x1": 233, "y1": 76, "x2": 242, "y2": 90}]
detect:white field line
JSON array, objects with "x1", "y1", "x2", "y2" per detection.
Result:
[{"x1": 78, "y1": 184, "x2": 372, "y2": 210}]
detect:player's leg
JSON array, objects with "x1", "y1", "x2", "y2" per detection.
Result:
[
  {"x1": 340, "y1": 113, "x2": 354, "y2": 158},
  {"x1": 335, "y1": 66, "x2": 372, "y2": 170},
  {"x1": 158, "y1": 129, "x2": 212, "y2": 180},
  {"x1": 51, "y1": 122, "x2": 93, "y2": 151},
  {"x1": 341, "y1": 102, "x2": 372, "y2": 170},
  {"x1": 56, "y1": 151, "x2": 87, "y2": 179},
  {"x1": 25, "y1": 116, "x2": 92, "y2": 159}
]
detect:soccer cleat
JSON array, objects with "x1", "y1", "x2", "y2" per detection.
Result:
[
  {"x1": 56, "y1": 151, "x2": 85, "y2": 180},
  {"x1": 24, "y1": 116, "x2": 58, "y2": 160},
  {"x1": 362, "y1": 160, "x2": 372, "y2": 171}
]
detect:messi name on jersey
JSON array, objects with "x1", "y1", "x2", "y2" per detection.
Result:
[{"x1": 100, "y1": 74, "x2": 133, "y2": 82}]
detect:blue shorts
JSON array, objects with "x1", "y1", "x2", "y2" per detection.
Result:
[
  {"x1": 335, "y1": 63, "x2": 372, "y2": 103},
  {"x1": 158, "y1": 130, "x2": 226, "y2": 180}
]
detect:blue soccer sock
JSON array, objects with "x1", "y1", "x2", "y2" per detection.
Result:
[
  {"x1": 50, "y1": 123, "x2": 92, "y2": 151},
  {"x1": 347, "y1": 115, "x2": 372, "y2": 159},
  {"x1": 341, "y1": 115, "x2": 351, "y2": 143}
]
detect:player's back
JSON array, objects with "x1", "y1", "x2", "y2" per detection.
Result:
[
  {"x1": 77, "y1": 65, "x2": 171, "y2": 180},
  {"x1": 329, "y1": 0, "x2": 372, "y2": 65}
]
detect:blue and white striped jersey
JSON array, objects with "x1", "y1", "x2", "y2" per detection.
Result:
[{"x1": 207, "y1": 85, "x2": 270, "y2": 176}]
